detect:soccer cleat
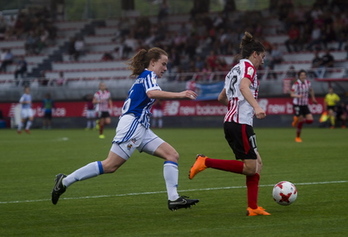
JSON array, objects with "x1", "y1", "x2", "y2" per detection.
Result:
[
  {"x1": 99, "y1": 134, "x2": 105, "y2": 139},
  {"x1": 51, "y1": 173, "x2": 67, "y2": 205},
  {"x1": 295, "y1": 137, "x2": 302, "y2": 143},
  {"x1": 189, "y1": 154, "x2": 207, "y2": 179},
  {"x1": 291, "y1": 116, "x2": 299, "y2": 127},
  {"x1": 17, "y1": 130, "x2": 22, "y2": 134},
  {"x1": 168, "y1": 196, "x2": 199, "y2": 211},
  {"x1": 25, "y1": 129, "x2": 31, "y2": 134},
  {"x1": 246, "y1": 206, "x2": 271, "y2": 216}
]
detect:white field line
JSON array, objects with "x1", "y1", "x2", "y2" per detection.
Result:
[{"x1": 0, "y1": 180, "x2": 347, "y2": 205}]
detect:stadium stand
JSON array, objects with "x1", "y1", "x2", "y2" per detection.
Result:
[{"x1": 1, "y1": 1, "x2": 348, "y2": 102}]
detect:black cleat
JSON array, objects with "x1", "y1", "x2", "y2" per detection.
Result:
[
  {"x1": 51, "y1": 173, "x2": 67, "y2": 205},
  {"x1": 168, "y1": 196, "x2": 199, "y2": 211}
]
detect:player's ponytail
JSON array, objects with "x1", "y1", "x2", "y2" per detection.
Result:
[
  {"x1": 240, "y1": 31, "x2": 265, "y2": 58},
  {"x1": 128, "y1": 47, "x2": 168, "y2": 76}
]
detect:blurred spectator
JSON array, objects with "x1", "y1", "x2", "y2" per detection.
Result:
[
  {"x1": 73, "y1": 36, "x2": 85, "y2": 61},
  {"x1": 0, "y1": 48, "x2": 13, "y2": 72},
  {"x1": 269, "y1": 43, "x2": 283, "y2": 79},
  {"x1": 285, "y1": 24, "x2": 300, "y2": 53},
  {"x1": 56, "y1": 71, "x2": 66, "y2": 86},
  {"x1": 306, "y1": 25, "x2": 325, "y2": 51},
  {"x1": 157, "y1": 0, "x2": 169, "y2": 22},
  {"x1": 309, "y1": 50, "x2": 323, "y2": 78},
  {"x1": 14, "y1": 56, "x2": 28, "y2": 85},
  {"x1": 25, "y1": 31, "x2": 39, "y2": 55},
  {"x1": 67, "y1": 37, "x2": 77, "y2": 61},
  {"x1": 318, "y1": 48, "x2": 335, "y2": 78}
]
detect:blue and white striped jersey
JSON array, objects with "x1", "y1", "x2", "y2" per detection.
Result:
[{"x1": 121, "y1": 69, "x2": 161, "y2": 128}]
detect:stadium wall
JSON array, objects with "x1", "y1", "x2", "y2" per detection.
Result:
[{"x1": 0, "y1": 98, "x2": 324, "y2": 129}]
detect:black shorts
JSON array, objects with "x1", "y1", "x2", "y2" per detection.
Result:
[
  {"x1": 224, "y1": 121, "x2": 257, "y2": 160},
  {"x1": 293, "y1": 105, "x2": 311, "y2": 117},
  {"x1": 98, "y1": 111, "x2": 110, "y2": 118}
]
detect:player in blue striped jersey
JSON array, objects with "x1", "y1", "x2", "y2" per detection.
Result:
[{"x1": 52, "y1": 47, "x2": 199, "y2": 210}]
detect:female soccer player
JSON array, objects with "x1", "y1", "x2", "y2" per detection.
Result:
[
  {"x1": 17, "y1": 86, "x2": 34, "y2": 134},
  {"x1": 290, "y1": 69, "x2": 317, "y2": 142},
  {"x1": 189, "y1": 32, "x2": 271, "y2": 216},
  {"x1": 52, "y1": 47, "x2": 199, "y2": 210},
  {"x1": 93, "y1": 82, "x2": 112, "y2": 139}
]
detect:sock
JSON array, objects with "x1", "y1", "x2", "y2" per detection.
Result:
[
  {"x1": 296, "y1": 121, "x2": 304, "y2": 137},
  {"x1": 305, "y1": 119, "x2": 313, "y2": 124},
  {"x1": 18, "y1": 122, "x2": 23, "y2": 131},
  {"x1": 99, "y1": 125, "x2": 104, "y2": 135},
  {"x1": 329, "y1": 116, "x2": 335, "y2": 126},
  {"x1": 246, "y1": 173, "x2": 260, "y2": 209},
  {"x1": 205, "y1": 158, "x2": 244, "y2": 174},
  {"x1": 25, "y1": 121, "x2": 32, "y2": 130},
  {"x1": 163, "y1": 161, "x2": 180, "y2": 201},
  {"x1": 87, "y1": 120, "x2": 91, "y2": 128},
  {"x1": 63, "y1": 161, "x2": 104, "y2": 187}
]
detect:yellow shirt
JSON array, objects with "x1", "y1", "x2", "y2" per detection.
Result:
[{"x1": 324, "y1": 93, "x2": 340, "y2": 106}]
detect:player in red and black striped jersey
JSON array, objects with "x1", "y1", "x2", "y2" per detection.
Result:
[
  {"x1": 189, "y1": 32, "x2": 271, "y2": 216},
  {"x1": 93, "y1": 82, "x2": 113, "y2": 139},
  {"x1": 290, "y1": 69, "x2": 317, "y2": 142}
]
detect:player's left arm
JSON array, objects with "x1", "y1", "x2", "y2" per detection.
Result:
[{"x1": 218, "y1": 88, "x2": 228, "y2": 106}]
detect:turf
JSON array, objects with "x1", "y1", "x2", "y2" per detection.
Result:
[{"x1": 0, "y1": 127, "x2": 347, "y2": 236}]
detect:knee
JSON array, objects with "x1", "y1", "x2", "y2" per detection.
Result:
[{"x1": 165, "y1": 150, "x2": 179, "y2": 163}]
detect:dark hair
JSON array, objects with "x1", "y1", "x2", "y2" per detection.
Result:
[
  {"x1": 128, "y1": 47, "x2": 168, "y2": 76},
  {"x1": 297, "y1": 69, "x2": 307, "y2": 77},
  {"x1": 240, "y1": 32, "x2": 265, "y2": 58}
]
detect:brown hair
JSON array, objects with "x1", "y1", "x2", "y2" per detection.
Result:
[
  {"x1": 128, "y1": 47, "x2": 168, "y2": 76},
  {"x1": 240, "y1": 32, "x2": 265, "y2": 58}
]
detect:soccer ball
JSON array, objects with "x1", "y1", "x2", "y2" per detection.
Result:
[{"x1": 272, "y1": 181, "x2": 298, "y2": 206}]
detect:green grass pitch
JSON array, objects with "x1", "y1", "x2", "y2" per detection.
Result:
[{"x1": 0, "y1": 127, "x2": 347, "y2": 236}]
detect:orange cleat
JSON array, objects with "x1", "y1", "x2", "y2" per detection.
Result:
[
  {"x1": 291, "y1": 116, "x2": 299, "y2": 127},
  {"x1": 189, "y1": 154, "x2": 207, "y2": 180},
  {"x1": 17, "y1": 130, "x2": 22, "y2": 134},
  {"x1": 295, "y1": 137, "x2": 302, "y2": 142},
  {"x1": 25, "y1": 129, "x2": 31, "y2": 134},
  {"x1": 247, "y1": 206, "x2": 271, "y2": 216}
]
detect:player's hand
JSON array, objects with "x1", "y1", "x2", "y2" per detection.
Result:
[
  {"x1": 184, "y1": 90, "x2": 197, "y2": 100},
  {"x1": 255, "y1": 108, "x2": 266, "y2": 119}
]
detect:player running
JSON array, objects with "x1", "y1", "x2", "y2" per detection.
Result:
[
  {"x1": 189, "y1": 32, "x2": 271, "y2": 216},
  {"x1": 17, "y1": 87, "x2": 34, "y2": 134},
  {"x1": 51, "y1": 47, "x2": 199, "y2": 210},
  {"x1": 290, "y1": 69, "x2": 317, "y2": 142},
  {"x1": 93, "y1": 82, "x2": 112, "y2": 138}
]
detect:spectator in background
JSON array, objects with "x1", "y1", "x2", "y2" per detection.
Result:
[
  {"x1": 14, "y1": 56, "x2": 28, "y2": 86},
  {"x1": 306, "y1": 25, "x2": 325, "y2": 51},
  {"x1": 0, "y1": 48, "x2": 14, "y2": 72},
  {"x1": 56, "y1": 71, "x2": 66, "y2": 86},
  {"x1": 285, "y1": 24, "x2": 300, "y2": 53},
  {"x1": 269, "y1": 43, "x2": 283, "y2": 79},
  {"x1": 42, "y1": 93, "x2": 54, "y2": 129},
  {"x1": 309, "y1": 50, "x2": 322, "y2": 78},
  {"x1": 318, "y1": 49, "x2": 335, "y2": 78},
  {"x1": 73, "y1": 36, "x2": 85, "y2": 61}
]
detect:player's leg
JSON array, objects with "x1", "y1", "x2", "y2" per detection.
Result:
[
  {"x1": 52, "y1": 145, "x2": 128, "y2": 205},
  {"x1": 142, "y1": 130, "x2": 199, "y2": 210}
]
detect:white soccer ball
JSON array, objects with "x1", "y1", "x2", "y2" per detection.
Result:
[{"x1": 272, "y1": 181, "x2": 298, "y2": 206}]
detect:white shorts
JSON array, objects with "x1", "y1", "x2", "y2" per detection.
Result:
[
  {"x1": 86, "y1": 110, "x2": 96, "y2": 119},
  {"x1": 110, "y1": 114, "x2": 164, "y2": 160},
  {"x1": 21, "y1": 108, "x2": 33, "y2": 119}
]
